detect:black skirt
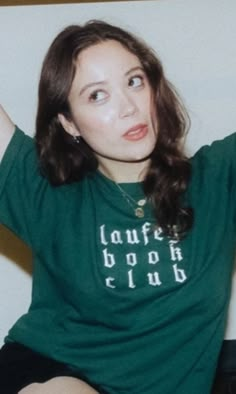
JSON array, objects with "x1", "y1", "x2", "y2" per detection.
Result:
[
  {"x1": 211, "y1": 340, "x2": 236, "y2": 394},
  {"x1": 0, "y1": 341, "x2": 101, "y2": 394}
]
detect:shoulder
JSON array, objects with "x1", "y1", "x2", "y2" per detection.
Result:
[
  {"x1": 191, "y1": 132, "x2": 236, "y2": 169},
  {"x1": 188, "y1": 132, "x2": 236, "y2": 198},
  {"x1": 1, "y1": 126, "x2": 36, "y2": 167}
]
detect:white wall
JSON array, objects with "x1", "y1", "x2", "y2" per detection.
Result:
[{"x1": 0, "y1": 0, "x2": 236, "y2": 344}]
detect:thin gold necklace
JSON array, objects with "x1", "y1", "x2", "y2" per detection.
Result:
[{"x1": 115, "y1": 182, "x2": 146, "y2": 218}]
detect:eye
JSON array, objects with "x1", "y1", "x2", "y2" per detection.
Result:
[
  {"x1": 89, "y1": 90, "x2": 108, "y2": 103},
  {"x1": 128, "y1": 75, "x2": 144, "y2": 88}
]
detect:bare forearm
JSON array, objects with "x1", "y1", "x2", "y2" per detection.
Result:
[{"x1": 0, "y1": 104, "x2": 15, "y2": 162}]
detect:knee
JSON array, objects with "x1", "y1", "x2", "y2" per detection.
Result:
[
  {"x1": 18, "y1": 383, "x2": 41, "y2": 393},
  {"x1": 19, "y1": 376, "x2": 99, "y2": 394}
]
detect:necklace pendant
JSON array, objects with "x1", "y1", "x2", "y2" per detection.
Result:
[
  {"x1": 135, "y1": 207, "x2": 145, "y2": 218},
  {"x1": 137, "y1": 198, "x2": 146, "y2": 207}
]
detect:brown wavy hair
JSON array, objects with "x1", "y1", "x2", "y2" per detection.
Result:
[{"x1": 35, "y1": 20, "x2": 193, "y2": 238}]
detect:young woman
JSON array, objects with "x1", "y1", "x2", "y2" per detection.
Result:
[{"x1": 0, "y1": 20, "x2": 235, "y2": 394}]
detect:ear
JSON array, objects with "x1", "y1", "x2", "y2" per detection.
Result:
[{"x1": 58, "y1": 113, "x2": 80, "y2": 137}]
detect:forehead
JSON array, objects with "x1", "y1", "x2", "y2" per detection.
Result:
[{"x1": 74, "y1": 40, "x2": 142, "y2": 81}]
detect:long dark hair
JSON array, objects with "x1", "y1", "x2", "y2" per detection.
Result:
[{"x1": 36, "y1": 20, "x2": 193, "y2": 238}]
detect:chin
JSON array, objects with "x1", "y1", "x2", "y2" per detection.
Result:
[{"x1": 131, "y1": 148, "x2": 154, "y2": 162}]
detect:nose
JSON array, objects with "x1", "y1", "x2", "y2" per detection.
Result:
[{"x1": 118, "y1": 92, "x2": 138, "y2": 118}]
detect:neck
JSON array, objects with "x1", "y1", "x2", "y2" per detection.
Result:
[{"x1": 98, "y1": 159, "x2": 150, "y2": 183}]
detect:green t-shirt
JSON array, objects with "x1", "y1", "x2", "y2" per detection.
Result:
[{"x1": 0, "y1": 127, "x2": 236, "y2": 394}]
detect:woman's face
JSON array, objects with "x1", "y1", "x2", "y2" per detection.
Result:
[{"x1": 59, "y1": 39, "x2": 157, "y2": 178}]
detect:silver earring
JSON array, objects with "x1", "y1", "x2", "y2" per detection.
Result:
[{"x1": 73, "y1": 135, "x2": 81, "y2": 144}]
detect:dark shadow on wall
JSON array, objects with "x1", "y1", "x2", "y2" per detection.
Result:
[{"x1": 0, "y1": 224, "x2": 32, "y2": 275}]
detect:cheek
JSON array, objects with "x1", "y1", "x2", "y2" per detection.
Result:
[
  {"x1": 79, "y1": 108, "x2": 116, "y2": 136},
  {"x1": 144, "y1": 91, "x2": 153, "y2": 112},
  {"x1": 95, "y1": 105, "x2": 117, "y2": 126}
]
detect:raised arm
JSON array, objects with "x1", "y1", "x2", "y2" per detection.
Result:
[{"x1": 0, "y1": 104, "x2": 15, "y2": 162}]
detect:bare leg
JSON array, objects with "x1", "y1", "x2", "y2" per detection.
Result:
[{"x1": 18, "y1": 376, "x2": 99, "y2": 394}]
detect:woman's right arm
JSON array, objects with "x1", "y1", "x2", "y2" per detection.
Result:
[{"x1": 0, "y1": 104, "x2": 15, "y2": 162}]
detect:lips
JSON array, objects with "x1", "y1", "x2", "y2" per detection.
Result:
[{"x1": 123, "y1": 124, "x2": 148, "y2": 141}]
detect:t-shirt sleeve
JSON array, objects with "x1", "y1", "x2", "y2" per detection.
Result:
[
  {"x1": 191, "y1": 131, "x2": 236, "y2": 225},
  {"x1": 193, "y1": 132, "x2": 236, "y2": 178},
  {"x1": 0, "y1": 126, "x2": 48, "y2": 247}
]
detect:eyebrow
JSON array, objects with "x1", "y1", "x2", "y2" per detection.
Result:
[
  {"x1": 79, "y1": 81, "x2": 106, "y2": 96},
  {"x1": 125, "y1": 66, "x2": 144, "y2": 76},
  {"x1": 79, "y1": 66, "x2": 144, "y2": 96}
]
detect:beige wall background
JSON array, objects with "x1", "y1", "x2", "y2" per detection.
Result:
[{"x1": 0, "y1": 0, "x2": 236, "y2": 344}]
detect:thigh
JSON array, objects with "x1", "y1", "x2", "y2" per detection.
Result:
[{"x1": 19, "y1": 376, "x2": 99, "y2": 394}]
